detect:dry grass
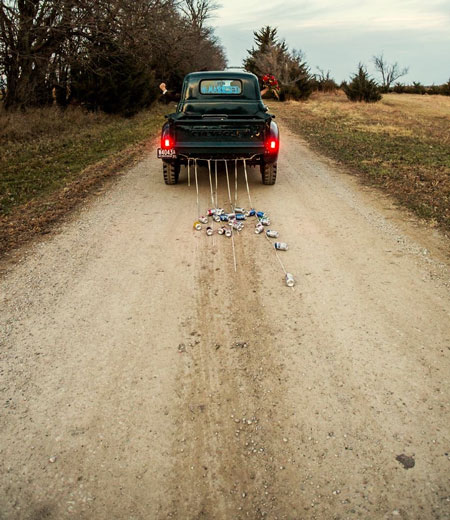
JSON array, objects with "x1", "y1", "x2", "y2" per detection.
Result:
[
  {"x1": 274, "y1": 92, "x2": 450, "y2": 231},
  {"x1": 0, "y1": 103, "x2": 166, "y2": 257},
  {"x1": 0, "y1": 104, "x2": 166, "y2": 214},
  {"x1": 0, "y1": 105, "x2": 112, "y2": 142}
]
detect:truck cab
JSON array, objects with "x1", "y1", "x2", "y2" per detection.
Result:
[{"x1": 157, "y1": 71, "x2": 279, "y2": 185}]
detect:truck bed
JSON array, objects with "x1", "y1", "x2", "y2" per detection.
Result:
[{"x1": 172, "y1": 115, "x2": 267, "y2": 158}]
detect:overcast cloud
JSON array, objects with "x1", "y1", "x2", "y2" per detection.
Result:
[{"x1": 213, "y1": 0, "x2": 450, "y2": 84}]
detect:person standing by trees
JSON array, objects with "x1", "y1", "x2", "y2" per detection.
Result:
[{"x1": 159, "y1": 83, "x2": 181, "y2": 104}]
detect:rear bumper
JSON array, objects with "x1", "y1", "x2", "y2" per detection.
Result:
[{"x1": 177, "y1": 142, "x2": 263, "y2": 155}]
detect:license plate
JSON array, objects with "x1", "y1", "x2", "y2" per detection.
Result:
[{"x1": 157, "y1": 148, "x2": 176, "y2": 159}]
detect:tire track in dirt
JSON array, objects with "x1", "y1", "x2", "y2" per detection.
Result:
[{"x1": 168, "y1": 185, "x2": 298, "y2": 519}]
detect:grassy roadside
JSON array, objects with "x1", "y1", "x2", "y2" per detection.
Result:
[
  {"x1": 1, "y1": 103, "x2": 166, "y2": 213},
  {"x1": 0, "y1": 103, "x2": 166, "y2": 257},
  {"x1": 273, "y1": 92, "x2": 450, "y2": 233}
]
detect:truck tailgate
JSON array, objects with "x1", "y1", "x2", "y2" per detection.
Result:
[{"x1": 173, "y1": 118, "x2": 266, "y2": 148}]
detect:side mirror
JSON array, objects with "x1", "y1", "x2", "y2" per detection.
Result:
[{"x1": 263, "y1": 105, "x2": 269, "y2": 112}]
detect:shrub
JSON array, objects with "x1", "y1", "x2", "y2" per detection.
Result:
[
  {"x1": 382, "y1": 79, "x2": 450, "y2": 96},
  {"x1": 313, "y1": 68, "x2": 338, "y2": 93},
  {"x1": 427, "y1": 84, "x2": 442, "y2": 95},
  {"x1": 278, "y1": 85, "x2": 302, "y2": 101},
  {"x1": 393, "y1": 82, "x2": 406, "y2": 93},
  {"x1": 410, "y1": 82, "x2": 426, "y2": 95},
  {"x1": 440, "y1": 79, "x2": 450, "y2": 96},
  {"x1": 342, "y1": 64, "x2": 382, "y2": 102}
]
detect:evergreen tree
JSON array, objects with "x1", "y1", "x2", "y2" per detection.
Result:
[
  {"x1": 342, "y1": 64, "x2": 381, "y2": 102},
  {"x1": 244, "y1": 26, "x2": 313, "y2": 101},
  {"x1": 253, "y1": 26, "x2": 283, "y2": 54},
  {"x1": 244, "y1": 26, "x2": 280, "y2": 74}
]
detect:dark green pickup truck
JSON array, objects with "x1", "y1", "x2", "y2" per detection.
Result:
[{"x1": 157, "y1": 71, "x2": 279, "y2": 185}]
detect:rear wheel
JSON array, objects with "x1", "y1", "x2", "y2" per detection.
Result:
[
  {"x1": 163, "y1": 160, "x2": 180, "y2": 185},
  {"x1": 261, "y1": 161, "x2": 277, "y2": 185}
]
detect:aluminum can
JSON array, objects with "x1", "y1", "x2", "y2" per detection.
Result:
[
  {"x1": 213, "y1": 215, "x2": 221, "y2": 222},
  {"x1": 199, "y1": 216, "x2": 208, "y2": 224},
  {"x1": 260, "y1": 218, "x2": 271, "y2": 226},
  {"x1": 193, "y1": 221, "x2": 202, "y2": 231},
  {"x1": 217, "y1": 226, "x2": 225, "y2": 235},
  {"x1": 227, "y1": 213, "x2": 236, "y2": 220},
  {"x1": 274, "y1": 242, "x2": 288, "y2": 251},
  {"x1": 285, "y1": 273, "x2": 295, "y2": 287},
  {"x1": 255, "y1": 223, "x2": 264, "y2": 234},
  {"x1": 235, "y1": 207, "x2": 245, "y2": 214},
  {"x1": 225, "y1": 228, "x2": 232, "y2": 237},
  {"x1": 236, "y1": 214, "x2": 246, "y2": 221},
  {"x1": 207, "y1": 209, "x2": 214, "y2": 216},
  {"x1": 266, "y1": 229, "x2": 279, "y2": 238},
  {"x1": 247, "y1": 209, "x2": 256, "y2": 217},
  {"x1": 220, "y1": 214, "x2": 229, "y2": 222},
  {"x1": 206, "y1": 226, "x2": 214, "y2": 236},
  {"x1": 216, "y1": 208, "x2": 224, "y2": 216},
  {"x1": 232, "y1": 221, "x2": 241, "y2": 230},
  {"x1": 256, "y1": 211, "x2": 266, "y2": 218}
]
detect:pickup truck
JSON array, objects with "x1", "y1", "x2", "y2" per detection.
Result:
[{"x1": 157, "y1": 71, "x2": 279, "y2": 185}]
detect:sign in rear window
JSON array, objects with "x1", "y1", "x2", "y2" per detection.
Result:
[{"x1": 200, "y1": 79, "x2": 242, "y2": 95}]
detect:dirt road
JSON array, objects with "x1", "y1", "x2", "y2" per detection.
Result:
[{"x1": 1, "y1": 121, "x2": 449, "y2": 520}]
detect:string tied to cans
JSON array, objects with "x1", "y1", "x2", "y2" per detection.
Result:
[{"x1": 186, "y1": 157, "x2": 294, "y2": 287}]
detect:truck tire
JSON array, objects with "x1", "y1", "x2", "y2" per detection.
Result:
[
  {"x1": 163, "y1": 160, "x2": 180, "y2": 185},
  {"x1": 261, "y1": 162, "x2": 277, "y2": 185}
]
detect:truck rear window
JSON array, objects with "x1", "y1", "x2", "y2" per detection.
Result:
[{"x1": 200, "y1": 79, "x2": 242, "y2": 95}]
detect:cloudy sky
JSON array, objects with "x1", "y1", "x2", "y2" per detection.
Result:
[{"x1": 212, "y1": 0, "x2": 450, "y2": 84}]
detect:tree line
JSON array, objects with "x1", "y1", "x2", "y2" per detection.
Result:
[
  {"x1": 0, "y1": 0, "x2": 226, "y2": 113},
  {"x1": 244, "y1": 26, "x2": 449, "y2": 103},
  {"x1": 1, "y1": 6, "x2": 448, "y2": 113}
]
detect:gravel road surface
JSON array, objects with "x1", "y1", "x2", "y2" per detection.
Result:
[{"x1": 1, "y1": 122, "x2": 449, "y2": 519}]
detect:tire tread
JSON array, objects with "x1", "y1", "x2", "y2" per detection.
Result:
[{"x1": 261, "y1": 162, "x2": 277, "y2": 185}]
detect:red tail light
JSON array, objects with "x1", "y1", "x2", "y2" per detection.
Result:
[
  {"x1": 265, "y1": 138, "x2": 279, "y2": 153},
  {"x1": 161, "y1": 135, "x2": 174, "y2": 149}
]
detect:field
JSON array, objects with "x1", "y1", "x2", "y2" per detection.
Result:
[
  {"x1": 274, "y1": 92, "x2": 450, "y2": 232},
  {"x1": 0, "y1": 104, "x2": 166, "y2": 254}
]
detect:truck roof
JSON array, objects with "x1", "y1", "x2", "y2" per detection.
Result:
[
  {"x1": 180, "y1": 71, "x2": 262, "y2": 104},
  {"x1": 174, "y1": 70, "x2": 268, "y2": 117},
  {"x1": 184, "y1": 71, "x2": 258, "y2": 81}
]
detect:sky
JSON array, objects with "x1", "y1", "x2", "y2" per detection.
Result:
[{"x1": 212, "y1": 0, "x2": 450, "y2": 84}]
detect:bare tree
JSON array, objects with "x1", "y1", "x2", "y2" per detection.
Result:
[
  {"x1": 0, "y1": 0, "x2": 226, "y2": 110},
  {"x1": 372, "y1": 53, "x2": 409, "y2": 92},
  {"x1": 179, "y1": 0, "x2": 220, "y2": 30},
  {"x1": 314, "y1": 67, "x2": 337, "y2": 93},
  {"x1": 0, "y1": 0, "x2": 90, "y2": 108}
]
